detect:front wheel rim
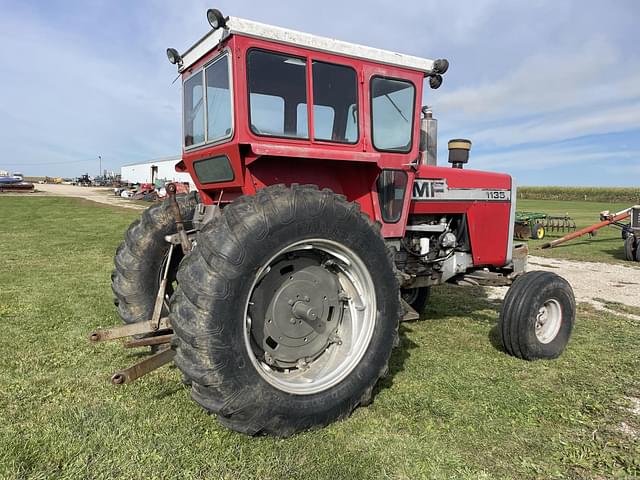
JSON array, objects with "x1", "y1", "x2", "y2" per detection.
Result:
[
  {"x1": 535, "y1": 298, "x2": 562, "y2": 343},
  {"x1": 243, "y1": 239, "x2": 377, "y2": 395}
]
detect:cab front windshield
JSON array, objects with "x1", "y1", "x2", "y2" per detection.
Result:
[{"x1": 183, "y1": 53, "x2": 232, "y2": 147}]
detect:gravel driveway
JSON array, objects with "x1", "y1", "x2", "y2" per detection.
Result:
[
  {"x1": 33, "y1": 183, "x2": 146, "y2": 210},
  {"x1": 489, "y1": 255, "x2": 640, "y2": 320}
]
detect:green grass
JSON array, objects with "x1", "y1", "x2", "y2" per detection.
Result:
[
  {"x1": 0, "y1": 197, "x2": 639, "y2": 479},
  {"x1": 516, "y1": 199, "x2": 637, "y2": 265},
  {"x1": 519, "y1": 186, "x2": 640, "y2": 204}
]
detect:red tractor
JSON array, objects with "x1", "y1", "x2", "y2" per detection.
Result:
[{"x1": 98, "y1": 10, "x2": 576, "y2": 436}]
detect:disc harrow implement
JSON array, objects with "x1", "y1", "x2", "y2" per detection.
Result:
[{"x1": 514, "y1": 212, "x2": 576, "y2": 240}]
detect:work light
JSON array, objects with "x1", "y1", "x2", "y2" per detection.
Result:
[
  {"x1": 429, "y1": 74, "x2": 443, "y2": 89},
  {"x1": 207, "y1": 9, "x2": 227, "y2": 30},
  {"x1": 166, "y1": 48, "x2": 182, "y2": 66},
  {"x1": 433, "y1": 58, "x2": 449, "y2": 74}
]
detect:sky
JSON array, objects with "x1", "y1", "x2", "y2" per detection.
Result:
[{"x1": 0, "y1": 0, "x2": 638, "y2": 186}]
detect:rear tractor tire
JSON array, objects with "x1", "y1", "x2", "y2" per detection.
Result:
[
  {"x1": 111, "y1": 192, "x2": 199, "y2": 325},
  {"x1": 499, "y1": 271, "x2": 575, "y2": 360},
  {"x1": 624, "y1": 235, "x2": 637, "y2": 262},
  {"x1": 170, "y1": 184, "x2": 402, "y2": 436}
]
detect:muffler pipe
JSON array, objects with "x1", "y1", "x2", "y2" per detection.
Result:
[{"x1": 419, "y1": 106, "x2": 437, "y2": 166}]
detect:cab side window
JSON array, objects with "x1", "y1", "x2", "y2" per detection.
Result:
[
  {"x1": 311, "y1": 61, "x2": 358, "y2": 143},
  {"x1": 247, "y1": 50, "x2": 308, "y2": 139}
]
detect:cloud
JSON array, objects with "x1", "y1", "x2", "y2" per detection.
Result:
[
  {"x1": 0, "y1": 0, "x2": 638, "y2": 186},
  {"x1": 0, "y1": 2, "x2": 182, "y2": 176},
  {"x1": 469, "y1": 101, "x2": 640, "y2": 147},
  {"x1": 433, "y1": 33, "x2": 640, "y2": 154},
  {"x1": 472, "y1": 143, "x2": 639, "y2": 171}
]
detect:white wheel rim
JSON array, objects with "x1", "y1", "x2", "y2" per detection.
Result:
[
  {"x1": 243, "y1": 238, "x2": 377, "y2": 395},
  {"x1": 535, "y1": 298, "x2": 562, "y2": 344}
]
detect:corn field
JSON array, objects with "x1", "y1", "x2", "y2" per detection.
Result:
[{"x1": 518, "y1": 186, "x2": 640, "y2": 203}]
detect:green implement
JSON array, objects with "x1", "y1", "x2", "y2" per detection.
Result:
[{"x1": 514, "y1": 212, "x2": 576, "y2": 240}]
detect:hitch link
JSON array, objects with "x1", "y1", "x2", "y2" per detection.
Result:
[
  {"x1": 89, "y1": 317, "x2": 171, "y2": 343},
  {"x1": 89, "y1": 232, "x2": 178, "y2": 383},
  {"x1": 111, "y1": 347, "x2": 175, "y2": 385}
]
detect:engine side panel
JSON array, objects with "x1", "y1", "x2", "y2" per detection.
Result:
[{"x1": 409, "y1": 165, "x2": 513, "y2": 267}]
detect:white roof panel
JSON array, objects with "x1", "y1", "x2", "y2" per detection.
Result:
[{"x1": 180, "y1": 17, "x2": 436, "y2": 74}]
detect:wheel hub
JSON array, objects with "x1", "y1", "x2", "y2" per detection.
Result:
[
  {"x1": 250, "y1": 258, "x2": 342, "y2": 368},
  {"x1": 535, "y1": 298, "x2": 562, "y2": 344}
]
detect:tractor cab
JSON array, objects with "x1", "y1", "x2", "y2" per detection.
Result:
[{"x1": 170, "y1": 12, "x2": 450, "y2": 236}]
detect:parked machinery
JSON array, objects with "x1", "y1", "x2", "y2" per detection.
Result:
[
  {"x1": 514, "y1": 212, "x2": 577, "y2": 240},
  {"x1": 541, "y1": 206, "x2": 640, "y2": 262}
]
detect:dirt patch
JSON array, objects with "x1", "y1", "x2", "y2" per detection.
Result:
[{"x1": 487, "y1": 255, "x2": 640, "y2": 320}]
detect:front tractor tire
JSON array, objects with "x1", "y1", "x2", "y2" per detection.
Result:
[
  {"x1": 170, "y1": 185, "x2": 402, "y2": 436},
  {"x1": 111, "y1": 192, "x2": 199, "y2": 325},
  {"x1": 499, "y1": 271, "x2": 575, "y2": 360},
  {"x1": 401, "y1": 287, "x2": 431, "y2": 315}
]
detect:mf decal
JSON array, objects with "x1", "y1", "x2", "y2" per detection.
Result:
[{"x1": 413, "y1": 179, "x2": 511, "y2": 201}]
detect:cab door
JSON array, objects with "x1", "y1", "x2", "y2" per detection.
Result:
[{"x1": 361, "y1": 64, "x2": 424, "y2": 237}]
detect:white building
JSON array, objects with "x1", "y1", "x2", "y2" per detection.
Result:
[{"x1": 120, "y1": 155, "x2": 195, "y2": 188}]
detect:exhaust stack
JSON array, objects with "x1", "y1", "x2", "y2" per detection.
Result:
[{"x1": 419, "y1": 106, "x2": 438, "y2": 166}]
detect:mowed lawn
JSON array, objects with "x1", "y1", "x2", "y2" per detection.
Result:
[{"x1": 0, "y1": 196, "x2": 638, "y2": 479}]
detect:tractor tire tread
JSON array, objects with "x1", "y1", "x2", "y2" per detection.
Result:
[
  {"x1": 170, "y1": 184, "x2": 401, "y2": 437},
  {"x1": 499, "y1": 271, "x2": 575, "y2": 360},
  {"x1": 111, "y1": 191, "x2": 199, "y2": 324}
]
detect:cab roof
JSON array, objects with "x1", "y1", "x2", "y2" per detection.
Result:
[{"x1": 179, "y1": 16, "x2": 437, "y2": 74}]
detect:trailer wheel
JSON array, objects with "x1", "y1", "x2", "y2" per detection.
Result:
[
  {"x1": 401, "y1": 287, "x2": 431, "y2": 315},
  {"x1": 624, "y1": 235, "x2": 637, "y2": 262},
  {"x1": 111, "y1": 192, "x2": 199, "y2": 325},
  {"x1": 499, "y1": 271, "x2": 575, "y2": 360},
  {"x1": 171, "y1": 184, "x2": 401, "y2": 436},
  {"x1": 530, "y1": 223, "x2": 545, "y2": 240}
]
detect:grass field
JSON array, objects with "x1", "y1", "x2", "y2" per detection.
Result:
[{"x1": 0, "y1": 196, "x2": 639, "y2": 479}]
